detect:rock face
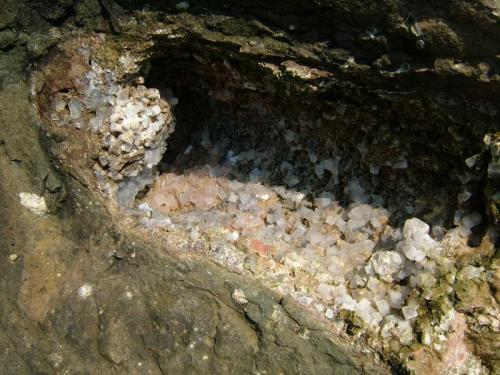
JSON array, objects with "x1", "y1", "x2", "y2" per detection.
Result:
[{"x1": 0, "y1": 1, "x2": 499, "y2": 374}]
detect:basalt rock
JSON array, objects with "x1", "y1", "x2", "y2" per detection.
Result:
[{"x1": 0, "y1": 1, "x2": 499, "y2": 374}]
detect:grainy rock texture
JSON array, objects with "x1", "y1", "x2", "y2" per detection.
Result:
[{"x1": 0, "y1": 1, "x2": 499, "y2": 374}]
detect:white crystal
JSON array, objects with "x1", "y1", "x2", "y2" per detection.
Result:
[
  {"x1": 314, "y1": 303, "x2": 325, "y2": 313},
  {"x1": 347, "y1": 178, "x2": 368, "y2": 203},
  {"x1": 401, "y1": 242, "x2": 426, "y2": 262},
  {"x1": 308, "y1": 227, "x2": 325, "y2": 246},
  {"x1": 325, "y1": 215, "x2": 336, "y2": 225},
  {"x1": 374, "y1": 298, "x2": 390, "y2": 316},
  {"x1": 415, "y1": 272, "x2": 436, "y2": 287},
  {"x1": 148, "y1": 105, "x2": 161, "y2": 117},
  {"x1": 226, "y1": 231, "x2": 239, "y2": 242},
  {"x1": 228, "y1": 192, "x2": 238, "y2": 203},
  {"x1": 388, "y1": 290, "x2": 404, "y2": 309},
  {"x1": 316, "y1": 283, "x2": 334, "y2": 300},
  {"x1": 367, "y1": 276, "x2": 380, "y2": 291},
  {"x1": 381, "y1": 315, "x2": 414, "y2": 345},
  {"x1": 349, "y1": 272, "x2": 367, "y2": 288},
  {"x1": 68, "y1": 98, "x2": 83, "y2": 120},
  {"x1": 324, "y1": 308, "x2": 334, "y2": 319},
  {"x1": 356, "y1": 298, "x2": 381, "y2": 325},
  {"x1": 145, "y1": 88, "x2": 161, "y2": 99},
  {"x1": 138, "y1": 202, "x2": 152, "y2": 212},
  {"x1": 461, "y1": 212, "x2": 482, "y2": 230},
  {"x1": 346, "y1": 217, "x2": 366, "y2": 232},
  {"x1": 334, "y1": 218, "x2": 346, "y2": 232},
  {"x1": 465, "y1": 153, "x2": 480, "y2": 168},
  {"x1": 168, "y1": 96, "x2": 179, "y2": 106},
  {"x1": 314, "y1": 197, "x2": 331, "y2": 207},
  {"x1": 403, "y1": 218, "x2": 429, "y2": 238},
  {"x1": 336, "y1": 294, "x2": 357, "y2": 311},
  {"x1": 400, "y1": 218, "x2": 438, "y2": 262},
  {"x1": 54, "y1": 97, "x2": 66, "y2": 112},
  {"x1": 402, "y1": 304, "x2": 418, "y2": 320},
  {"x1": 175, "y1": 4, "x2": 191, "y2": 13},
  {"x1": 369, "y1": 251, "x2": 403, "y2": 280},
  {"x1": 348, "y1": 204, "x2": 373, "y2": 223}
]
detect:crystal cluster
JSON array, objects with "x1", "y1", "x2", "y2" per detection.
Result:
[
  {"x1": 47, "y1": 78, "x2": 479, "y2": 346},
  {"x1": 99, "y1": 85, "x2": 174, "y2": 181},
  {"x1": 130, "y1": 120, "x2": 489, "y2": 346},
  {"x1": 143, "y1": 175, "x2": 426, "y2": 340},
  {"x1": 139, "y1": 172, "x2": 455, "y2": 344},
  {"x1": 36, "y1": 39, "x2": 496, "y2": 364},
  {"x1": 48, "y1": 64, "x2": 176, "y2": 205}
]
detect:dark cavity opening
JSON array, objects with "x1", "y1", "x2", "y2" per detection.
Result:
[{"x1": 143, "y1": 52, "x2": 486, "y2": 236}]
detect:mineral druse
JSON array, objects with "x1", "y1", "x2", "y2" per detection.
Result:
[{"x1": 34, "y1": 36, "x2": 498, "y2": 374}]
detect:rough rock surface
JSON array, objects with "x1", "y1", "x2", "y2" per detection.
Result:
[{"x1": 0, "y1": 1, "x2": 499, "y2": 374}]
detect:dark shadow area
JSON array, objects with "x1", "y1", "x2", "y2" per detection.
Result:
[{"x1": 144, "y1": 49, "x2": 487, "y2": 239}]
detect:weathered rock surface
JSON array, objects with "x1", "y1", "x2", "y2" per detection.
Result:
[{"x1": 0, "y1": 1, "x2": 499, "y2": 374}]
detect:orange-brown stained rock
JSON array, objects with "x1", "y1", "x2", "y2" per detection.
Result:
[
  {"x1": 248, "y1": 239, "x2": 275, "y2": 257},
  {"x1": 406, "y1": 313, "x2": 475, "y2": 375}
]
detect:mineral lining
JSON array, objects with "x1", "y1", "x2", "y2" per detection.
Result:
[
  {"x1": 138, "y1": 118, "x2": 489, "y2": 346},
  {"x1": 34, "y1": 35, "x2": 499, "y2": 373},
  {"x1": 40, "y1": 44, "x2": 176, "y2": 206}
]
